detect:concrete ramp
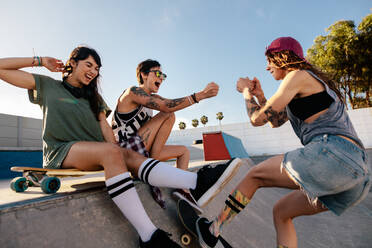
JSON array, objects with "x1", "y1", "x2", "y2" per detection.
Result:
[
  {"x1": 1, "y1": 158, "x2": 371, "y2": 248},
  {"x1": 203, "y1": 132, "x2": 249, "y2": 161}
]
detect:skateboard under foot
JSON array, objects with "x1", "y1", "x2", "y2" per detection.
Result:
[{"x1": 177, "y1": 199, "x2": 233, "y2": 247}]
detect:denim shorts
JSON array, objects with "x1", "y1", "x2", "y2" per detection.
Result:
[{"x1": 282, "y1": 134, "x2": 371, "y2": 216}]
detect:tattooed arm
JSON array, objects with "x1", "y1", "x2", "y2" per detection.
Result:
[
  {"x1": 127, "y1": 82, "x2": 219, "y2": 112},
  {"x1": 245, "y1": 95, "x2": 288, "y2": 127},
  {"x1": 237, "y1": 74, "x2": 301, "y2": 128}
]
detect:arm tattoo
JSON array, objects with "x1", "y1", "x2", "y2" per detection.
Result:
[
  {"x1": 258, "y1": 98, "x2": 267, "y2": 106},
  {"x1": 165, "y1": 97, "x2": 185, "y2": 108},
  {"x1": 245, "y1": 98, "x2": 261, "y2": 118},
  {"x1": 131, "y1": 87, "x2": 160, "y2": 108},
  {"x1": 264, "y1": 107, "x2": 288, "y2": 126},
  {"x1": 152, "y1": 94, "x2": 165, "y2": 100},
  {"x1": 130, "y1": 86, "x2": 149, "y2": 97},
  {"x1": 246, "y1": 97, "x2": 287, "y2": 126},
  {"x1": 145, "y1": 99, "x2": 159, "y2": 109}
]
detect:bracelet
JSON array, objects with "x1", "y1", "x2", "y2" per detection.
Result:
[
  {"x1": 191, "y1": 93, "x2": 199, "y2": 103},
  {"x1": 31, "y1": 56, "x2": 37, "y2": 67},
  {"x1": 32, "y1": 56, "x2": 42, "y2": 67},
  {"x1": 187, "y1": 96, "x2": 193, "y2": 105},
  {"x1": 38, "y1": 56, "x2": 42, "y2": 66}
]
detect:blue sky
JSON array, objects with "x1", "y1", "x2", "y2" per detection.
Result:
[{"x1": 1, "y1": 1, "x2": 371, "y2": 129}]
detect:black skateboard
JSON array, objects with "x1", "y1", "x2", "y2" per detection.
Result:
[{"x1": 177, "y1": 199, "x2": 232, "y2": 247}]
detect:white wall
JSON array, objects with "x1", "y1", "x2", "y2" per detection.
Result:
[
  {"x1": 168, "y1": 107, "x2": 372, "y2": 156},
  {"x1": 0, "y1": 113, "x2": 42, "y2": 149},
  {"x1": 1, "y1": 107, "x2": 371, "y2": 154}
]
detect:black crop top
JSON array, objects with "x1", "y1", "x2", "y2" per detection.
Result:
[{"x1": 288, "y1": 91, "x2": 334, "y2": 121}]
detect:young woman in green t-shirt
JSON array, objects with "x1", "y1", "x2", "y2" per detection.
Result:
[{"x1": 0, "y1": 46, "x2": 240, "y2": 248}]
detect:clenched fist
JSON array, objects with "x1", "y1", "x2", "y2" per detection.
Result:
[{"x1": 195, "y1": 82, "x2": 219, "y2": 102}]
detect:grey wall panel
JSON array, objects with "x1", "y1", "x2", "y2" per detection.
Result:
[
  {"x1": 0, "y1": 113, "x2": 42, "y2": 148},
  {"x1": 22, "y1": 139, "x2": 42, "y2": 147},
  {"x1": 0, "y1": 126, "x2": 18, "y2": 139},
  {"x1": 22, "y1": 117, "x2": 42, "y2": 129},
  {"x1": 0, "y1": 114, "x2": 17, "y2": 127},
  {"x1": 0, "y1": 138, "x2": 17, "y2": 147},
  {"x1": 21, "y1": 128, "x2": 42, "y2": 140}
]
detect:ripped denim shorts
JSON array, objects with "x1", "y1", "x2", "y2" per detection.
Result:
[{"x1": 282, "y1": 134, "x2": 371, "y2": 215}]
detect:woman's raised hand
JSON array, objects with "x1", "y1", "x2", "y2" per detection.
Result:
[
  {"x1": 250, "y1": 77, "x2": 264, "y2": 97},
  {"x1": 236, "y1": 77, "x2": 253, "y2": 93},
  {"x1": 42, "y1": 57, "x2": 65, "y2": 72}
]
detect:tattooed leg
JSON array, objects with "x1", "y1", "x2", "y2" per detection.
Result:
[
  {"x1": 209, "y1": 190, "x2": 250, "y2": 237},
  {"x1": 140, "y1": 128, "x2": 151, "y2": 147}
]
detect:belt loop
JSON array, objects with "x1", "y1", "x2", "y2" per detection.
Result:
[{"x1": 323, "y1": 134, "x2": 328, "y2": 142}]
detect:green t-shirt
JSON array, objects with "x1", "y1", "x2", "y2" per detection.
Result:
[{"x1": 28, "y1": 74, "x2": 111, "y2": 168}]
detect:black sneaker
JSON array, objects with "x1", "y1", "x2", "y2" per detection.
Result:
[
  {"x1": 139, "y1": 229, "x2": 181, "y2": 248},
  {"x1": 196, "y1": 217, "x2": 233, "y2": 248},
  {"x1": 190, "y1": 158, "x2": 242, "y2": 207}
]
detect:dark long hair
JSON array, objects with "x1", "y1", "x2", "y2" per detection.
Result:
[
  {"x1": 136, "y1": 59, "x2": 161, "y2": 84},
  {"x1": 266, "y1": 50, "x2": 344, "y2": 102},
  {"x1": 63, "y1": 46, "x2": 103, "y2": 120}
]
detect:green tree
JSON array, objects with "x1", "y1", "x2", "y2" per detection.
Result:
[
  {"x1": 307, "y1": 13, "x2": 372, "y2": 109},
  {"x1": 192, "y1": 119, "x2": 199, "y2": 128},
  {"x1": 200, "y1": 115, "x2": 208, "y2": 127},
  {"x1": 355, "y1": 13, "x2": 372, "y2": 107},
  {"x1": 216, "y1": 112, "x2": 224, "y2": 126},
  {"x1": 178, "y1": 121, "x2": 186, "y2": 130}
]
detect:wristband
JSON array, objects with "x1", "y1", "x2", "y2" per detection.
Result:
[
  {"x1": 37, "y1": 56, "x2": 42, "y2": 66},
  {"x1": 191, "y1": 93, "x2": 199, "y2": 103}
]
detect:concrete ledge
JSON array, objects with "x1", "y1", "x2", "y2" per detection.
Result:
[{"x1": 1, "y1": 158, "x2": 371, "y2": 248}]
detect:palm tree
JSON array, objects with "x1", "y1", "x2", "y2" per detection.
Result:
[
  {"x1": 192, "y1": 119, "x2": 199, "y2": 128},
  {"x1": 216, "y1": 112, "x2": 224, "y2": 127},
  {"x1": 200, "y1": 115, "x2": 208, "y2": 127},
  {"x1": 178, "y1": 121, "x2": 186, "y2": 130}
]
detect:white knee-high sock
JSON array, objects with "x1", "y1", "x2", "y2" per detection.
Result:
[
  {"x1": 138, "y1": 158, "x2": 197, "y2": 189},
  {"x1": 105, "y1": 172, "x2": 157, "y2": 242}
]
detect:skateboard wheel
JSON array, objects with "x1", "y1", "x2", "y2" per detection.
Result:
[
  {"x1": 181, "y1": 234, "x2": 191, "y2": 246},
  {"x1": 10, "y1": 177, "x2": 28, "y2": 192},
  {"x1": 41, "y1": 177, "x2": 61, "y2": 194}
]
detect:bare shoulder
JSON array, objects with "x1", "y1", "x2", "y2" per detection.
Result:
[
  {"x1": 116, "y1": 86, "x2": 139, "y2": 111},
  {"x1": 281, "y1": 70, "x2": 314, "y2": 91},
  {"x1": 284, "y1": 70, "x2": 308, "y2": 82}
]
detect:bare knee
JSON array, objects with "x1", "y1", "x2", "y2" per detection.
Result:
[
  {"x1": 246, "y1": 166, "x2": 266, "y2": 188},
  {"x1": 273, "y1": 199, "x2": 291, "y2": 224},
  {"x1": 101, "y1": 143, "x2": 125, "y2": 167},
  {"x1": 167, "y1": 112, "x2": 175, "y2": 122},
  {"x1": 157, "y1": 111, "x2": 174, "y2": 118},
  {"x1": 181, "y1": 145, "x2": 190, "y2": 156}
]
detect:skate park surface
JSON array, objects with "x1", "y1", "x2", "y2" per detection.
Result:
[{"x1": 0, "y1": 148, "x2": 371, "y2": 248}]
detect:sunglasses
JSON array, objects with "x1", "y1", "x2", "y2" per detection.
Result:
[{"x1": 149, "y1": 70, "x2": 167, "y2": 80}]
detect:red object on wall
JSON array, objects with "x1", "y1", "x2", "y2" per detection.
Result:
[{"x1": 203, "y1": 132, "x2": 231, "y2": 161}]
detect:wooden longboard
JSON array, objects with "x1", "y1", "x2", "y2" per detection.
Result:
[
  {"x1": 11, "y1": 166, "x2": 104, "y2": 177},
  {"x1": 10, "y1": 166, "x2": 104, "y2": 194}
]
